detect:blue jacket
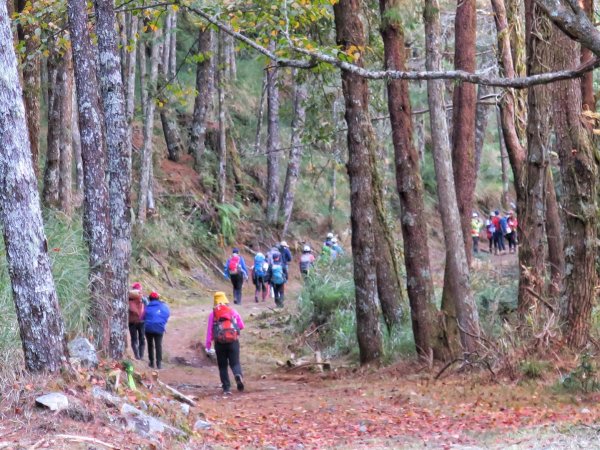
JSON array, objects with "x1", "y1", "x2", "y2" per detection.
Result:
[
  {"x1": 500, "y1": 216, "x2": 509, "y2": 234},
  {"x1": 144, "y1": 300, "x2": 171, "y2": 334},
  {"x1": 224, "y1": 254, "x2": 248, "y2": 279},
  {"x1": 278, "y1": 246, "x2": 293, "y2": 266}
]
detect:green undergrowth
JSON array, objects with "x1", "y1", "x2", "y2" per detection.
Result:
[
  {"x1": 294, "y1": 256, "x2": 415, "y2": 364},
  {"x1": 0, "y1": 211, "x2": 90, "y2": 374}
]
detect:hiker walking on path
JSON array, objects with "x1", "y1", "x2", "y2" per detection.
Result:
[
  {"x1": 267, "y1": 252, "x2": 288, "y2": 307},
  {"x1": 471, "y1": 212, "x2": 483, "y2": 254},
  {"x1": 485, "y1": 214, "x2": 496, "y2": 254},
  {"x1": 205, "y1": 292, "x2": 245, "y2": 395},
  {"x1": 330, "y1": 237, "x2": 344, "y2": 259},
  {"x1": 251, "y1": 252, "x2": 269, "y2": 303},
  {"x1": 278, "y1": 241, "x2": 293, "y2": 268},
  {"x1": 492, "y1": 210, "x2": 505, "y2": 255},
  {"x1": 144, "y1": 291, "x2": 170, "y2": 369},
  {"x1": 299, "y1": 245, "x2": 315, "y2": 278},
  {"x1": 224, "y1": 248, "x2": 248, "y2": 305},
  {"x1": 128, "y1": 286, "x2": 146, "y2": 360},
  {"x1": 506, "y1": 211, "x2": 518, "y2": 253}
]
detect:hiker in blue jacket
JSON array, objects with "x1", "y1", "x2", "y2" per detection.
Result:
[
  {"x1": 224, "y1": 248, "x2": 249, "y2": 305},
  {"x1": 267, "y1": 252, "x2": 288, "y2": 308},
  {"x1": 144, "y1": 291, "x2": 171, "y2": 369}
]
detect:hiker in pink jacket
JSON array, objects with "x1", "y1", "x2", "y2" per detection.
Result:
[{"x1": 205, "y1": 292, "x2": 246, "y2": 395}]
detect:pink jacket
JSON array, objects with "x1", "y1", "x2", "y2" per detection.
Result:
[{"x1": 205, "y1": 308, "x2": 245, "y2": 350}]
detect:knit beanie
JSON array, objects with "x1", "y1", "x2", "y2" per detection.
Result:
[
  {"x1": 149, "y1": 291, "x2": 160, "y2": 300},
  {"x1": 213, "y1": 291, "x2": 229, "y2": 306},
  {"x1": 131, "y1": 282, "x2": 142, "y2": 290}
]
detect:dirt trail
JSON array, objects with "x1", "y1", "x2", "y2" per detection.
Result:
[{"x1": 122, "y1": 251, "x2": 599, "y2": 449}]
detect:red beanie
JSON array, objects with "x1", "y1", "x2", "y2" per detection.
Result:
[
  {"x1": 131, "y1": 282, "x2": 142, "y2": 290},
  {"x1": 149, "y1": 291, "x2": 159, "y2": 300}
]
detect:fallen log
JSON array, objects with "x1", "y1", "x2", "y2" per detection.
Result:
[{"x1": 158, "y1": 380, "x2": 197, "y2": 407}]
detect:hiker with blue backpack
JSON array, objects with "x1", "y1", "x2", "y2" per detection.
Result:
[
  {"x1": 224, "y1": 248, "x2": 248, "y2": 305},
  {"x1": 251, "y1": 252, "x2": 270, "y2": 303},
  {"x1": 205, "y1": 292, "x2": 245, "y2": 395},
  {"x1": 267, "y1": 252, "x2": 288, "y2": 307}
]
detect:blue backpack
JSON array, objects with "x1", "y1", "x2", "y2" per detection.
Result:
[
  {"x1": 254, "y1": 254, "x2": 266, "y2": 277},
  {"x1": 271, "y1": 264, "x2": 285, "y2": 285}
]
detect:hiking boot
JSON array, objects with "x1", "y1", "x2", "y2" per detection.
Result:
[
  {"x1": 255, "y1": 297, "x2": 259, "y2": 303},
  {"x1": 149, "y1": 362, "x2": 155, "y2": 369},
  {"x1": 223, "y1": 389, "x2": 232, "y2": 396},
  {"x1": 235, "y1": 374, "x2": 244, "y2": 392},
  {"x1": 156, "y1": 362, "x2": 162, "y2": 370}
]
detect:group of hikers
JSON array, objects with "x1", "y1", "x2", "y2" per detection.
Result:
[
  {"x1": 127, "y1": 232, "x2": 344, "y2": 395},
  {"x1": 471, "y1": 209, "x2": 518, "y2": 255}
]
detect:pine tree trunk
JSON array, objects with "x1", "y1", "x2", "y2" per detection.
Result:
[
  {"x1": 518, "y1": 0, "x2": 551, "y2": 314},
  {"x1": 424, "y1": 0, "x2": 480, "y2": 357},
  {"x1": 0, "y1": 1, "x2": 67, "y2": 372},
  {"x1": 189, "y1": 26, "x2": 214, "y2": 172},
  {"x1": 334, "y1": 0, "x2": 383, "y2": 364},
  {"x1": 137, "y1": 32, "x2": 161, "y2": 224},
  {"x1": 266, "y1": 41, "x2": 281, "y2": 223},
  {"x1": 551, "y1": 27, "x2": 598, "y2": 348},
  {"x1": 216, "y1": 31, "x2": 227, "y2": 204},
  {"x1": 545, "y1": 169, "x2": 563, "y2": 298},
  {"x1": 17, "y1": 0, "x2": 41, "y2": 178},
  {"x1": 58, "y1": 49, "x2": 73, "y2": 216},
  {"x1": 68, "y1": 0, "x2": 114, "y2": 354},
  {"x1": 281, "y1": 70, "x2": 307, "y2": 235},
  {"x1": 95, "y1": 0, "x2": 132, "y2": 359},
  {"x1": 43, "y1": 52, "x2": 61, "y2": 208},
  {"x1": 581, "y1": 0, "x2": 595, "y2": 111},
  {"x1": 450, "y1": 0, "x2": 477, "y2": 262},
  {"x1": 380, "y1": 0, "x2": 440, "y2": 358}
]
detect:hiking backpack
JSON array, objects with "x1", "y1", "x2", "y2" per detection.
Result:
[
  {"x1": 271, "y1": 263, "x2": 285, "y2": 285},
  {"x1": 228, "y1": 254, "x2": 241, "y2": 275},
  {"x1": 213, "y1": 304, "x2": 239, "y2": 344},
  {"x1": 254, "y1": 254, "x2": 266, "y2": 277}
]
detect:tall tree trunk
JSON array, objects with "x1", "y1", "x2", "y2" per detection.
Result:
[
  {"x1": 58, "y1": 49, "x2": 73, "y2": 216},
  {"x1": 124, "y1": 13, "x2": 139, "y2": 161},
  {"x1": 43, "y1": 52, "x2": 61, "y2": 208},
  {"x1": 266, "y1": 42, "x2": 281, "y2": 223},
  {"x1": 68, "y1": 0, "x2": 113, "y2": 354},
  {"x1": 254, "y1": 71, "x2": 267, "y2": 154},
  {"x1": 450, "y1": 0, "x2": 477, "y2": 261},
  {"x1": 474, "y1": 84, "x2": 491, "y2": 179},
  {"x1": 189, "y1": 26, "x2": 214, "y2": 172},
  {"x1": 17, "y1": 0, "x2": 41, "y2": 178},
  {"x1": 551, "y1": 27, "x2": 598, "y2": 348},
  {"x1": 334, "y1": 0, "x2": 383, "y2": 364},
  {"x1": 545, "y1": 169, "x2": 563, "y2": 298},
  {"x1": 424, "y1": 0, "x2": 480, "y2": 357},
  {"x1": 496, "y1": 107, "x2": 510, "y2": 210},
  {"x1": 169, "y1": 10, "x2": 177, "y2": 77},
  {"x1": 137, "y1": 32, "x2": 161, "y2": 224},
  {"x1": 72, "y1": 90, "x2": 84, "y2": 204},
  {"x1": 281, "y1": 70, "x2": 307, "y2": 236},
  {"x1": 581, "y1": 0, "x2": 595, "y2": 111},
  {"x1": 506, "y1": 0, "x2": 527, "y2": 142},
  {"x1": 518, "y1": 0, "x2": 551, "y2": 314},
  {"x1": 94, "y1": 0, "x2": 132, "y2": 359},
  {"x1": 216, "y1": 31, "x2": 227, "y2": 204},
  {"x1": 380, "y1": 0, "x2": 441, "y2": 358},
  {"x1": 0, "y1": 1, "x2": 67, "y2": 372}
]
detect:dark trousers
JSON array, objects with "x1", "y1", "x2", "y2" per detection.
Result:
[
  {"x1": 254, "y1": 276, "x2": 268, "y2": 302},
  {"x1": 472, "y1": 236, "x2": 479, "y2": 254},
  {"x1": 273, "y1": 283, "x2": 285, "y2": 306},
  {"x1": 493, "y1": 230, "x2": 505, "y2": 252},
  {"x1": 146, "y1": 332, "x2": 163, "y2": 367},
  {"x1": 506, "y1": 232, "x2": 517, "y2": 251},
  {"x1": 215, "y1": 340, "x2": 242, "y2": 391},
  {"x1": 230, "y1": 273, "x2": 244, "y2": 304},
  {"x1": 129, "y1": 322, "x2": 145, "y2": 359}
]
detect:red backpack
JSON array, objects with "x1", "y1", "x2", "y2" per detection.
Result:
[
  {"x1": 228, "y1": 255, "x2": 241, "y2": 275},
  {"x1": 213, "y1": 304, "x2": 239, "y2": 344}
]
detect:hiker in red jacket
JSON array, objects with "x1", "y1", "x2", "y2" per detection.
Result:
[{"x1": 205, "y1": 292, "x2": 246, "y2": 395}]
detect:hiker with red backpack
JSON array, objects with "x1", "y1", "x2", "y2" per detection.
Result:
[
  {"x1": 205, "y1": 292, "x2": 245, "y2": 395},
  {"x1": 251, "y1": 252, "x2": 269, "y2": 302},
  {"x1": 224, "y1": 248, "x2": 248, "y2": 305},
  {"x1": 267, "y1": 252, "x2": 288, "y2": 307}
]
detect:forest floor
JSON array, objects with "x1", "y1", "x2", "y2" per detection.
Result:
[{"x1": 3, "y1": 249, "x2": 600, "y2": 449}]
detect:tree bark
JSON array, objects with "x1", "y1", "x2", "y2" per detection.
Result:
[
  {"x1": 0, "y1": 1, "x2": 67, "y2": 372},
  {"x1": 545, "y1": 169, "x2": 564, "y2": 298},
  {"x1": 281, "y1": 69, "x2": 307, "y2": 236},
  {"x1": 496, "y1": 107, "x2": 510, "y2": 210},
  {"x1": 94, "y1": 0, "x2": 132, "y2": 359},
  {"x1": 334, "y1": 0, "x2": 383, "y2": 364},
  {"x1": 474, "y1": 84, "x2": 491, "y2": 179},
  {"x1": 380, "y1": 0, "x2": 441, "y2": 358},
  {"x1": 137, "y1": 31, "x2": 161, "y2": 224},
  {"x1": 551, "y1": 26, "x2": 598, "y2": 348},
  {"x1": 226, "y1": 128, "x2": 243, "y2": 189},
  {"x1": 43, "y1": 52, "x2": 61, "y2": 208},
  {"x1": 124, "y1": 13, "x2": 139, "y2": 161},
  {"x1": 216, "y1": 31, "x2": 227, "y2": 204},
  {"x1": 68, "y1": 0, "x2": 114, "y2": 354},
  {"x1": 266, "y1": 41, "x2": 281, "y2": 223},
  {"x1": 58, "y1": 49, "x2": 73, "y2": 217},
  {"x1": 581, "y1": 0, "x2": 595, "y2": 111},
  {"x1": 189, "y1": 26, "x2": 214, "y2": 172},
  {"x1": 518, "y1": 0, "x2": 551, "y2": 314},
  {"x1": 17, "y1": 0, "x2": 41, "y2": 178},
  {"x1": 424, "y1": 0, "x2": 480, "y2": 356},
  {"x1": 72, "y1": 89, "x2": 84, "y2": 204}
]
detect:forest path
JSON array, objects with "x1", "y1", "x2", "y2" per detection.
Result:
[{"x1": 141, "y1": 252, "x2": 598, "y2": 449}]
